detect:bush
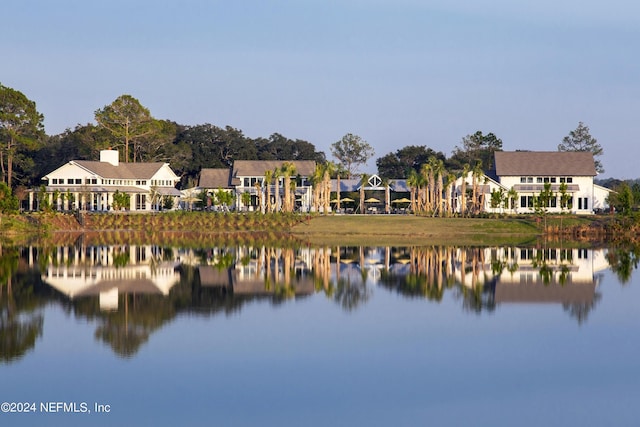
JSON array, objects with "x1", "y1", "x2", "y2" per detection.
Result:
[{"x1": 0, "y1": 183, "x2": 19, "y2": 213}]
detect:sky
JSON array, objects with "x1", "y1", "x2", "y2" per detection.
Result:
[{"x1": 3, "y1": 0, "x2": 639, "y2": 179}]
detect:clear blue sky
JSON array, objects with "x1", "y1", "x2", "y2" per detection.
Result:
[{"x1": 3, "y1": 0, "x2": 638, "y2": 179}]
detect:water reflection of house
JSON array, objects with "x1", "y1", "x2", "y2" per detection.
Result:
[
  {"x1": 454, "y1": 247, "x2": 608, "y2": 305},
  {"x1": 330, "y1": 246, "x2": 394, "y2": 285},
  {"x1": 38, "y1": 245, "x2": 180, "y2": 311},
  {"x1": 198, "y1": 246, "x2": 315, "y2": 296}
]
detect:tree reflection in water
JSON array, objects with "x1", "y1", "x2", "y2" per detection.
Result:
[
  {"x1": 0, "y1": 247, "x2": 48, "y2": 363},
  {"x1": 0, "y1": 242, "x2": 633, "y2": 361}
]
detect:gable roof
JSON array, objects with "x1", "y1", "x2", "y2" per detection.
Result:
[
  {"x1": 494, "y1": 151, "x2": 597, "y2": 177},
  {"x1": 199, "y1": 168, "x2": 232, "y2": 188},
  {"x1": 72, "y1": 160, "x2": 168, "y2": 180},
  {"x1": 232, "y1": 160, "x2": 316, "y2": 177}
]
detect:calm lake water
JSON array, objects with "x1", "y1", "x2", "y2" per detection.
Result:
[{"x1": 1, "y1": 243, "x2": 639, "y2": 426}]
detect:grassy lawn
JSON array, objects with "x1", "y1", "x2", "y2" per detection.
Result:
[
  {"x1": 291, "y1": 215, "x2": 543, "y2": 246},
  {"x1": 3, "y1": 212, "x2": 613, "y2": 247}
]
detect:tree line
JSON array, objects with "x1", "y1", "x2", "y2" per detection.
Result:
[{"x1": 2, "y1": 83, "x2": 616, "y2": 213}]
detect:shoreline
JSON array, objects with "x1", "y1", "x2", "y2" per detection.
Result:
[{"x1": 0, "y1": 211, "x2": 629, "y2": 247}]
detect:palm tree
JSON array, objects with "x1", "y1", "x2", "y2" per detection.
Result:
[
  {"x1": 407, "y1": 169, "x2": 420, "y2": 214},
  {"x1": 431, "y1": 158, "x2": 445, "y2": 217},
  {"x1": 322, "y1": 162, "x2": 336, "y2": 215},
  {"x1": 444, "y1": 172, "x2": 457, "y2": 217},
  {"x1": 359, "y1": 173, "x2": 369, "y2": 214},
  {"x1": 420, "y1": 162, "x2": 433, "y2": 213},
  {"x1": 336, "y1": 172, "x2": 341, "y2": 212},
  {"x1": 507, "y1": 186, "x2": 518, "y2": 214},
  {"x1": 310, "y1": 164, "x2": 324, "y2": 213},
  {"x1": 264, "y1": 169, "x2": 273, "y2": 213},
  {"x1": 273, "y1": 166, "x2": 281, "y2": 212},
  {"x1": 253, "y1": 181, "x2": 263, "y2": 212},
  {"x1": 460, "y1": 164, "x2": 470, "y2": 217},
  {"x1": 281, "y1": 162, "x2": 296, "y2": 213},
  {"x1": 289, "y1": 180, "x2": 297, "y2": 213},
  {"x1": 471, "y1": 160, "x2": 483, "y2": 215},
  {"x1": 383, "y1": 178, "x2": 391, "y2": 214}
]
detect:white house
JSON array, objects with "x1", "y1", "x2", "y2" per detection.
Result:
[
  {"x1": 454, "y1": 151, "x2": 612, "y2": 215},
  {"x1": 40, "y1": 244, "x2": 180, "y2": 311},
  {"x1": 30, "y1": 150, "x2": 181, "y2": 211},
  {"x1": 230, "y1": 160, "x2": 316, "y2": 212}
]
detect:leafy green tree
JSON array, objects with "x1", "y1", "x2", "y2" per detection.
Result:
[
  {"x1": 0, "y1": 183, "x2": 19, "y2": 213},
  {"x1": 162, "y1": 195, "x2": 174, "y2": 210},
  {"x1": 331, "y1": 133, "x2": 374, "y2": 179},
  {"x1": 558, "y1": 121, "x2": 604, "y2": 174},
  {"x1": 0, "y1": 83, "x2": 45, "y2": 187},
  {"x1": 507, "y1": 187, "x2": 518, "y2": 213},
  {"x1": 38, "y1": 124, "x2": 112, "y2": 177},
  {"x1": 94, "y1": 95, "x2": 160, "y2": 163},
  {"x1": 36, "y1": 185, "x2": 50, "y2": 212},
  {"x1": 240, "y1": 191, "x2": 251, "y2": 210},
  {"x1": 376, "y1": 145, "x2": 445, "y2": 179},
  {"x1": 112, "y1": 190, "x2": 130, "y2": 211},
  {"x1": 559, "y1": 182, "x2": 572, "y2": 212},
  {"x1": 451, "y1": 131, "x2": 502, "y2": 171},
  {"x1": 135, "y1": 119, "x2": 181, "y2": 163},
  {"x1": 255, "y1": 133, "x2": 325, "y2": 162},
  {"x1": 172, "y1": 124, "x2": 257, "y2": 186},
  {"x1": 214, "y1": 188, "x2": 235, "y2": 210},
  {"x1": 490, "y1": 188, "x2": 505, "y2": 212},
  {"x1": 607, "y1": 182, "x2": 634, "y2": 215},
  {"x1": 534, "y1": 183, "x2": 555, "y2": 231}
]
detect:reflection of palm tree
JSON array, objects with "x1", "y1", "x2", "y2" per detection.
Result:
[
  {"x1": 333, "y1": 277, "x2": 370, "y2": 311},
  {"x1": 563, "y1": 292, "x2": 601, "y2": 325}
]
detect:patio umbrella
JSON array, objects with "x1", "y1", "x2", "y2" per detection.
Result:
[
  {"x1": 365, "y1": 197, "x2": 380, "y2": 203},
  {"x1": 181, "y1": 195, "x2": 200, "y2": 210},
  {"x1": 341, "y1": 197, "x2": 355, "y2": 202},
  {"x1": 391, "y1": 198, "x2": 411, "y2": 204}
]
